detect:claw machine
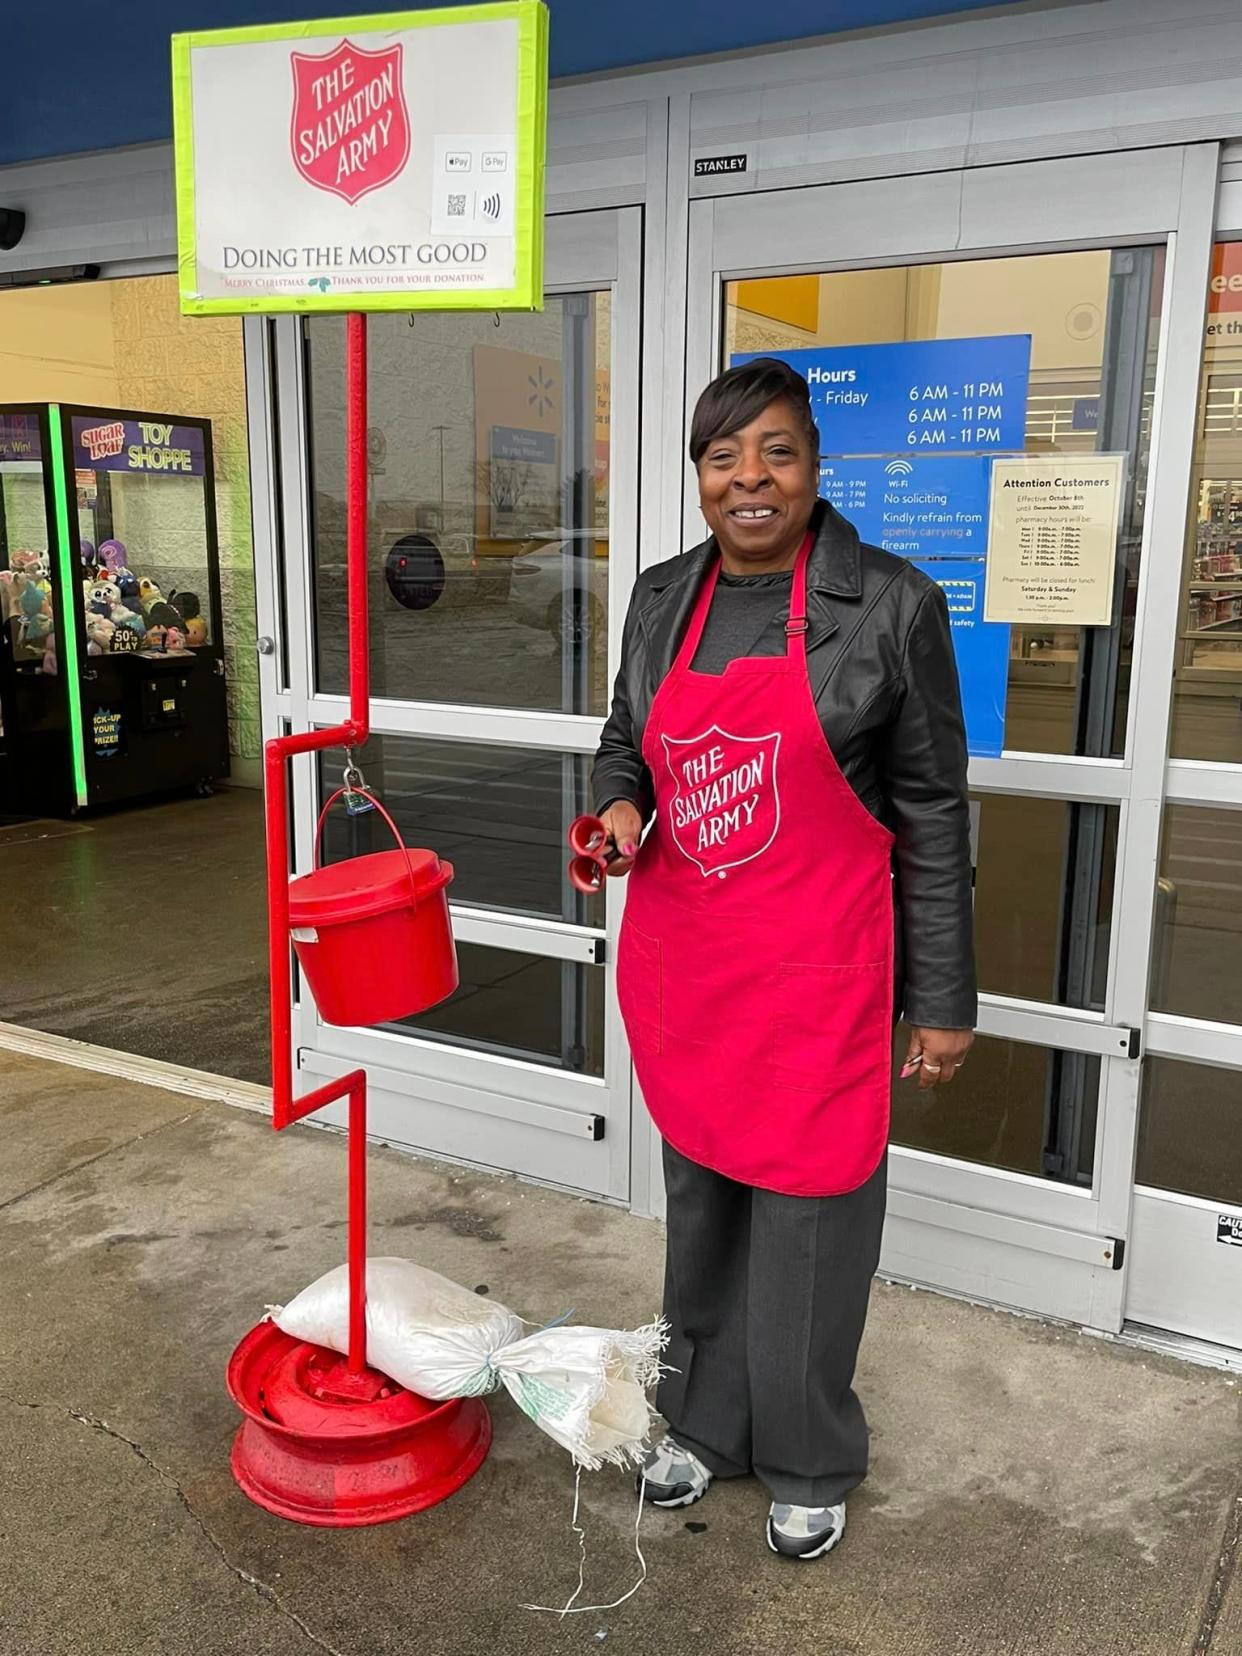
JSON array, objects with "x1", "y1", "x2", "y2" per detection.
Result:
[{"x1": 0, "y1": 404, "x2": 229, "y2": 816}]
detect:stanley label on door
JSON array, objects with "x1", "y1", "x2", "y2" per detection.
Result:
[
  {"x1": 1218, "y1": 1213, "x2": 1242, "y2": 1247},
  {"x1": 694, "y1": 154, "x2": 749, "y2": 177}
]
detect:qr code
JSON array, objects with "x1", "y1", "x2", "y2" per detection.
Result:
[{"x1": 447, "y1": 193, "x2": 467, "y2": 217}]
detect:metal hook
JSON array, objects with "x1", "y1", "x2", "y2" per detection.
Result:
[{"x1": 342, "y1": 747, "x2": 367, "y2": 791}]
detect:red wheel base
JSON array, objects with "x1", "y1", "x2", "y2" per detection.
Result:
[{"x1": 226, "y1": 1320, "x2": 491, "y2": 1527}]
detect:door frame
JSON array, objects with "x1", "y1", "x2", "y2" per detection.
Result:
[
  {"x1": 253, "y1": 205, "x2": 644, "y2": 1202},
  {"x1": 677, "y1": 144, "x2": 1221, "y2": 1331},
  {"x1": 1123, "y1": 171, "x2": 1242, "y2": 1350}
]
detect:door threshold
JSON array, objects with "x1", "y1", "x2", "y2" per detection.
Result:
[
  {"x1": 1117, "y1": 1321, "x2": 1242, "y2": 1373},
  {"x1": 0, "y1": 1020, "x2": 270, "y2": 1115}
]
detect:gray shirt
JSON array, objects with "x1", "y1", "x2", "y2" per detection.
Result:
[{"x1": 690, "y1": 568, "x2": 795, "y2": 674}]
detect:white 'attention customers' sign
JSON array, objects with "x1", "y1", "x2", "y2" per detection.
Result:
[
  {"x1": 984, "y1": 454, "x2": 1127, "y2": 628},
  {"x1": 172, "y1": 3, "x2": 548, "y2": 315}
]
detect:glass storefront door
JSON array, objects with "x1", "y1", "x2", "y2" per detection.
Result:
[
  {"x1": 683, "y1": 147, "x2": 1221, "y2": 1332},
  {"x1": 1126, "y1": 225, "x2": 1242, "y2": 1351},
  {"x1": 263, "y1": 209, "x2": 640, "y2": 1199}
]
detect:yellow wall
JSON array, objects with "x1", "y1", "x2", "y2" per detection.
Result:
[
  {"x1": 0, "y1": 284, "x2": 119, "y2": 403},
  {"x1": 728, "y1": 249, "x2": 1113, "y2": 378},
  {"x1": 0, "y1": 277, "x2": 259, "y2": 765}
]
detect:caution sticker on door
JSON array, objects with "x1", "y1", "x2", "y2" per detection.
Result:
[{"x1": 1217, "y1": 1213, "x2": 1242, "y2": 1247}]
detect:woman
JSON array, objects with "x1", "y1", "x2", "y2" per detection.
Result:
[{"x1": 593, "y1": 357, "x2": 976, "y2": 1561}]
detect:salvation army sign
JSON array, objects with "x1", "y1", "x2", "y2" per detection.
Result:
[
  {"x1": 171, "y1": 3, "x2": 548, "y2": 315},
  {"x1": 662, "y1": 727, "x2": 782, "y2": 877},
  {"x1": 290, "y1": 40, "x2": 411, "y2": 205}
]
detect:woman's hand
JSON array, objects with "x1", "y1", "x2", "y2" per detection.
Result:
[
  {"x1": 902, "y1": 1026, "x2": 974, "y2": 1090},
  {"x1": 599, "y1": 801, "x2": 643, "y2": 878}
]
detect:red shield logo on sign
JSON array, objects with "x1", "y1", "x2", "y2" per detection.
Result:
[
  {"x1": 290, "y1": 40, "x2": 411, "y2": 206},
  {"x1": 661, "y1": 726, "x2": 782, "y2": 877}
]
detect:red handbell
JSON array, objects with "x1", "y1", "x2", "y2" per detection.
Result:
[{"x1": 567, "y1": 813, "x2": 610, "y2": 893}]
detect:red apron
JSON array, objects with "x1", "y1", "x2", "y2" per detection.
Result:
[{"x1": 617, "y1": 536, "x2": 895, "y2": 1197}]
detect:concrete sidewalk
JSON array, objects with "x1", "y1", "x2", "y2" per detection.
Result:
[{"x1": 1, "y1": 1050, "x2": 1239, "y2": 1656}]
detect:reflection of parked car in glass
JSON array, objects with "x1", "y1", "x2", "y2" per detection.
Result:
[
  {"x1": 375, "y1": 498, "x2": 558, "y2": 613},
  {"x1": 509, "y1": 531, "x2": 609, "y2": 647}
]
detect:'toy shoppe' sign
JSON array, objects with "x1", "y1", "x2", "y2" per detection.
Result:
[
  {"x1": 73, "y1": 418, "x2": 206, "y2": 476},
  {"x1": 172, "y1": 3, "x2": 548, "y2": 316}
]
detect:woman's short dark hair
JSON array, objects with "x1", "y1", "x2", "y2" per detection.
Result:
[{"x1": 689, "y1": 357, "x2": 819, "y2": 464}]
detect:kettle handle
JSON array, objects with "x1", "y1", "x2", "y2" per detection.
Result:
[{"x1": 313, "y1": 786, "x2": 423, "y2": 908}]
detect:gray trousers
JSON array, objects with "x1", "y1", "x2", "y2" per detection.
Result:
[{"x1": 657, "y1": 1141, "x2": 887, "y2": 1506}]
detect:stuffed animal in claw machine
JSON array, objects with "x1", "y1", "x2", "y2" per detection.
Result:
[
  {"x1": 42, "y1": 632, "x2": 57, "y2": 675},
  {"x1": 113, "y1": 567, "x2": 140, "y2": 604},
  {"x1": 98, "y1": 539, "x2": 128, "y2": 575},
  {"x1": 170, "y1": 594, "x2": 209, "y2": 650},
  {"x1": 112, "y1": 604, "x2": 146, "y2": 643},
  {"x1": 85, "y1": 616, "x2": 115, "y2": 655},
  {"x1": 164, "y1": 625, "x2": 187, "y2": 653},
  {"x1": 138, "y1": 577, "x2": 164, "y2": 609},
  {"x1": 11, "y1": 549, "x2": 50, "y2": 594},
  {"x1": 19, "y1": 581, "x2": 52, "y2": 646},
  {"x1": 146, "y1": 600, "x2": 181, "y2": 631},
  {"x1": 88, "y1": 579, "x2": 122, "y2": 618}
]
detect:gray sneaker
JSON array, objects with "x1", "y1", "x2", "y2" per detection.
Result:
[
  {"x1": 767, "y1": 1501, "x2": 846, "y2": 1560},
  {"x1": 638, "y1": 1435, "x2": 714, "y2": 1508}
]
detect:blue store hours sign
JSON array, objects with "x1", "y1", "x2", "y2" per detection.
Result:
[
  {"x1": 730, "y1": 335, "x2": 1029, "y2": 758},
  {"x1": 733, "y1": 335, "x2": 1032, "y2": 455},
  {"x1": 910, "y1": 558, "x2": 1009, "y2": 759},
  {"x1": 820, "y1": 454, "x2": 992, "y2": 560}
]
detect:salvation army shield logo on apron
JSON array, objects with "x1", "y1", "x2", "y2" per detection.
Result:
[
  {"x1": 661, "y1": 726, "x2": 782, "y2": 876},
  {"x1": 291, "y1": 40, "x2": 412, "y2": 206}
]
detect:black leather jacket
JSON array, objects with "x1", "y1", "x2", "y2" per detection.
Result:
[{"x1": 593, "y1": 500, "x2": 977, "y2": 1030}]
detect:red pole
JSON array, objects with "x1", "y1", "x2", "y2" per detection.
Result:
[
  {"x1": 343, "y1": 310, "x2": 369, "y2": 1371},
  {"x1": 263, "y1": 312, "x2": 372, "y2": 1373},
  {"x1": 346, "y1": 311, "x2": 370, "y2": 738},
  {"x1": 348, "y1": 1081, "x2": 368, "y2": 1371}
]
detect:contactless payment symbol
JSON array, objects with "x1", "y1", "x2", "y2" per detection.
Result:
[
  {"x1": 291, "y1": 39, "x2": 411, "y2": 206},
  {"x1": 662, "y1": 726, "x2": 781, "y2": 877}
]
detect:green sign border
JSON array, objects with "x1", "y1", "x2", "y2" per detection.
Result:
[{"x1": 171, "y1": 2, "x2": 547, "y2": 316}]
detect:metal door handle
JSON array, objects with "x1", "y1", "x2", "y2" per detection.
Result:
[{"x1": 256, "y1": 636, "x2": 276, "y2": 656}]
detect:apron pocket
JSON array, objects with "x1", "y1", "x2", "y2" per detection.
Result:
[
  {"x1": 617, "y1": 920, "x2": 663, "y2": 1056},
  {"x1": 773, "y1": 960, "x2": 889, "y2": 1095}
]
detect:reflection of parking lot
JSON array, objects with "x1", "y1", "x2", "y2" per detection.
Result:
[
  {"x1": 318, "y1": 736, "x2": 606, "y2": 1075},
  {"x1": 321, "y1": 736, "x2": 603, "y2": 925},
  {"x1": 316, "y1": 557, "x2": 609, "y2": 714}
]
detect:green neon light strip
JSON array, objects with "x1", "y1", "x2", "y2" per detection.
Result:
[{"x1": 47, "y1": 405, "x2": 88, "y2": 808}]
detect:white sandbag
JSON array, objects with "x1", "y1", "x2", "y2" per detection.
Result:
[
  {"x1": 274, "y1": 1257, "x2": 523, "y2": 1400},
  {"x1": 490, "y1": 1323, "x2": 665, "y2": 1470},
  {"x1": 272, "y1": 1256, "x2": 666, "y2": 1470}
]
